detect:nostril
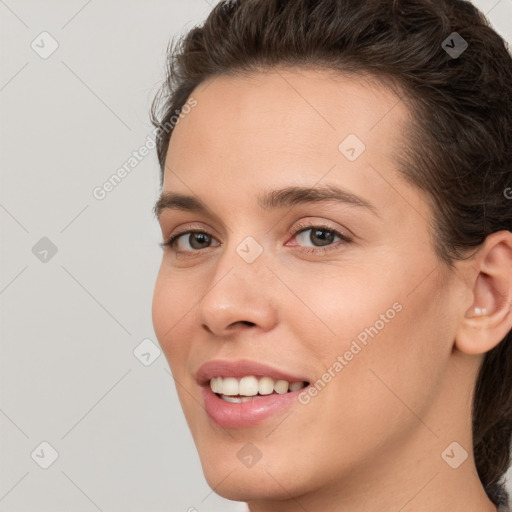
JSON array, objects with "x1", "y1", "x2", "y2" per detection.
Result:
[{"x1": 231, "y1": 321, "x2": 255, "y2": 327}]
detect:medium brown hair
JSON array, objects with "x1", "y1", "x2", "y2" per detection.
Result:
[{"x1": 150, "y1": 0, "x2": 512, "y2": 506}]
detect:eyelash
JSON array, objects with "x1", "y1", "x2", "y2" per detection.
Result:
[{"x1": 159, "y1": 221, "x2": 352, "y2": 257}]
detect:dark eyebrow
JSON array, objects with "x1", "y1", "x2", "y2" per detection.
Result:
[
  {"x1": 153, "y1": 183, "x2": 379, "y2": 219},
  {"x1": 257, "y1": 184, "x2": 379, "y2": 216}
]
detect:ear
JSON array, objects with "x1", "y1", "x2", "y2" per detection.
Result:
[{"x1": 455, "y1": 230, "x2": 512, "y2": 355}]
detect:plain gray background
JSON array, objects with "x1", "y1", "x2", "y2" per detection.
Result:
[{"x1": 1, "y1": 0, "x2": 511, "y2": 510}]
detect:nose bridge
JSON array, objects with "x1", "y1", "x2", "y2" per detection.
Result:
[
  {"x1": 208, "y1": 233, "x2": 269, "y2": 303},
  {"x1": 214, "y1": 232, "x2": 268, "y2": 285},
  {"x1": 197, "y1": 233, "x2": 276, "y2": 333}
]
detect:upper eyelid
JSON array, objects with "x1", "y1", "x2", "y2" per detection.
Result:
[
  {"x1": 167, "y1": 222, "x2": 349, "y2": 248},
  {"x1": 165, "y1": 216, "x2": 349, "y2": 236},
  {"x1": 168, "y1": 221, "x2": 341, "y2": 238},
  {"x1": 166, "y1": 222, "x2": 221, "y2": 241}
]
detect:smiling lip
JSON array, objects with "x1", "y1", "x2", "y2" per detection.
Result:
[
  {"x1": 196, "y1": 359, "x2": 311, "y2": 429},
  {"x1": 196, "y1": 359, "x2": 309, "y2": 385}
]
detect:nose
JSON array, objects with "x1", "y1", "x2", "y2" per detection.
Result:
[{"x1": 197, "y1": 244, "x2": 278, "y2": 337}]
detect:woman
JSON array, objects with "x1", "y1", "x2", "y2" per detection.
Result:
[{"x1": 150, "y1": 1, "x2": 512, "y2": 510}]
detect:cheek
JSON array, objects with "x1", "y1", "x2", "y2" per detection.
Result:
[
  {"x1": 283, "y1": 262, "x2": 403, "y2": 361},
  {"x1": 152, "y1": 268, "x2": 195, "y2": 369},
  {"x1": 290, "y1": 260, "x2": 449, "y2": 437}
]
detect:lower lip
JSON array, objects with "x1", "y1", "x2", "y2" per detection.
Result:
[{"x1": 202, "y1": 385, "x2": 306, "y2": 428}]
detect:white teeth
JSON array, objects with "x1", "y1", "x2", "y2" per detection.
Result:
[
  {"x1": 289, "y1": 381, "x2": 304, "y2": 392},
  {"x1": 222, "y1": 377, "x2": 239, "y2": 396},
  {"x1": 258, "y1": 376, "x2": 274, "y2": 395},
  {"x1": 274, "y1": 379, "x2": 289, "y2": 394},
  {"x1": 221, "y1": 395, "x2": 253, "y2": 403},
  {"x1": 209, "y1": 375, "x2": 307, "y2": 397},
  {"x1": 239, "y1": 376, "x2": 259, "y2": 396},
  {"x1": 211, "y1": 377, "x2": 221, "y2": 394}
]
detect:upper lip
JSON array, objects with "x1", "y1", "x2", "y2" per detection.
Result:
[{"x1": 196, "y1": 359, "x2": 310, "y2": 386}]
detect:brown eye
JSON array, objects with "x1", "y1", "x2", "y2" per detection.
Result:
[
  {"x1": 298, "y1": 227, "x2": 337, "y2": 247},
  {"x1": 161, "y1": 230, "x2": 221, "y2": 252},
  {"x1": 290, "y1": 224, "x2": 351, "y2": 253}
]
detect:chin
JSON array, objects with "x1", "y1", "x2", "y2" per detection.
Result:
[
  {"x1": 201, "y1": 463, "x2": 301, "y2": 502},
  {"x1": 194, "y1": 437, "x2": 316, "y2": 502}
]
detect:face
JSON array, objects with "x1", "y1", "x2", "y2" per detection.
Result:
[{"x1": 152, "y1": 68, "x2": 461, "y2": 503}]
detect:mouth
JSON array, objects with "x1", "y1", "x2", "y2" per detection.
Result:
[
  {"x1": 210, "y1": 375, "x2": 310, "y2": 403},
  {"x1": 196, "y1": 359, "x2": 312, "y2": 428}
]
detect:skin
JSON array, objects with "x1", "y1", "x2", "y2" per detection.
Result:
[{"x1": 152, "y1": 68, "x2": 512, "y2": 512}]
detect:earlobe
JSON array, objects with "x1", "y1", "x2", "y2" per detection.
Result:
[{"x1": 455, "y1": 231, "x2": 512, "y2": 356}]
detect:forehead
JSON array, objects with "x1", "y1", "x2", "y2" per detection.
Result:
[
  {"x1": 167, "y1": 67, "x2": 408, "y2": 167},
  {"x1": 161, "y1": 67, "x2": 418, "y2": 221}
]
